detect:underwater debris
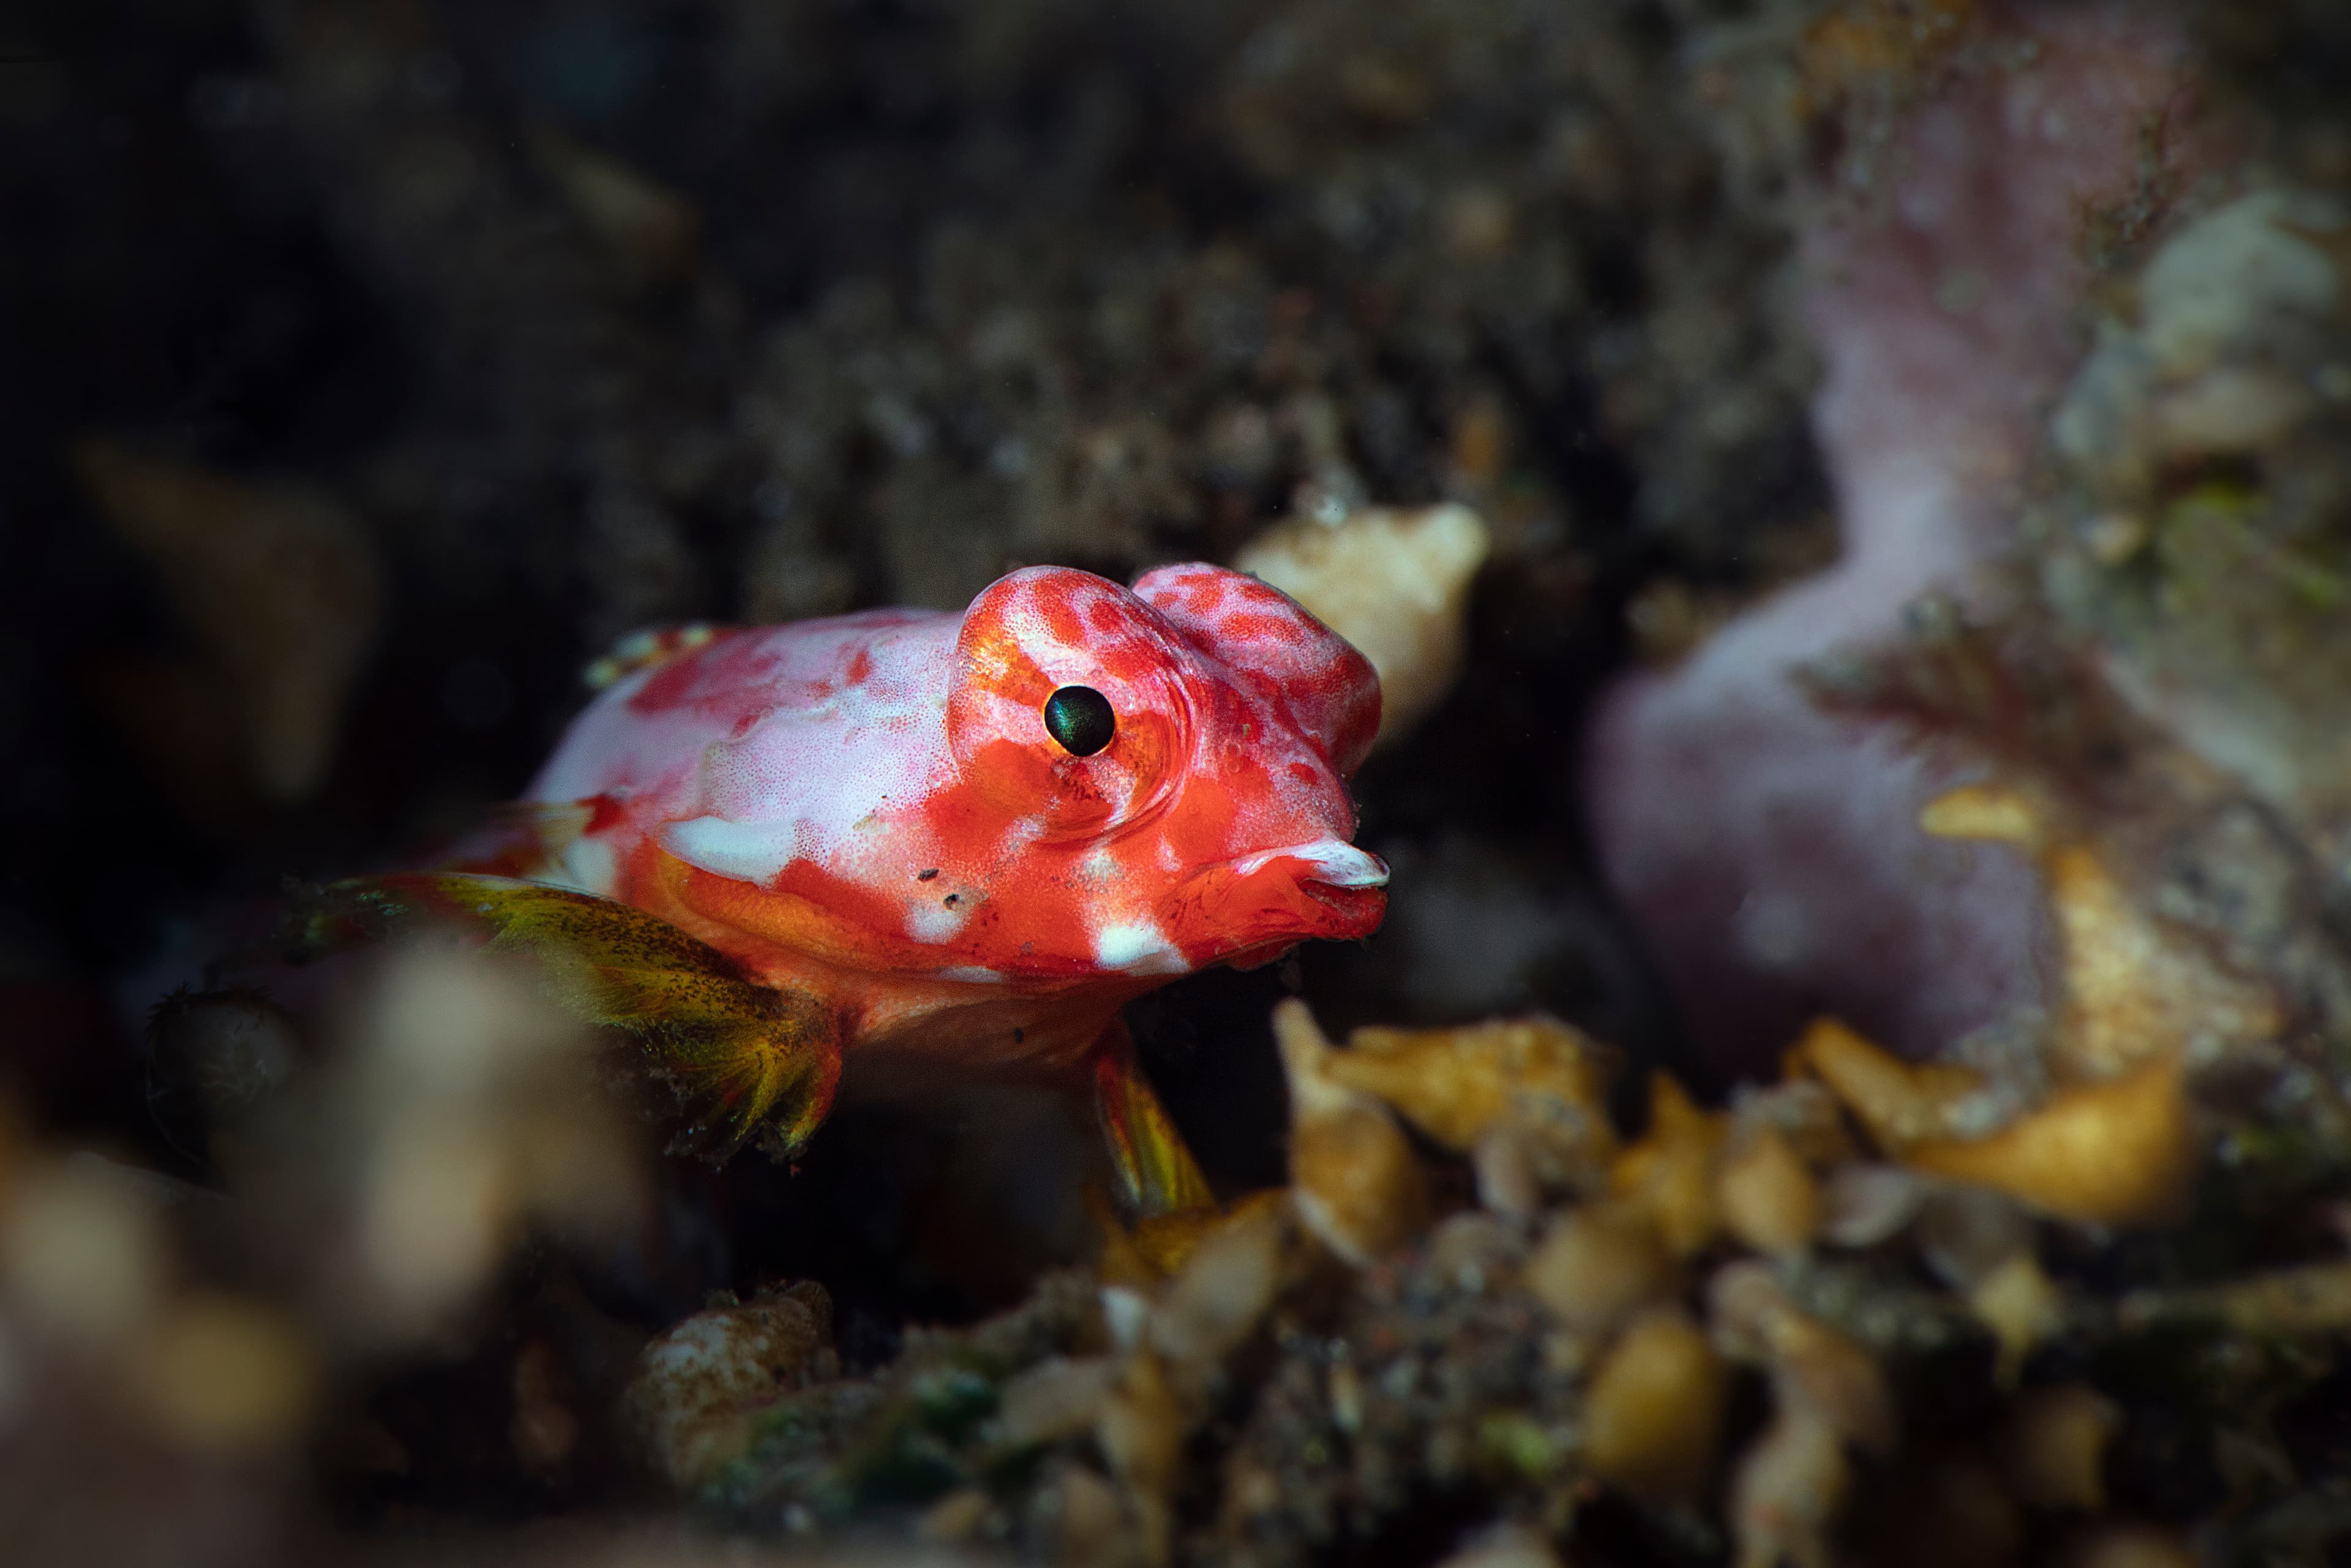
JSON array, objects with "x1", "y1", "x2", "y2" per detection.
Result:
[
  {"x1": 1580, "y1": 1307, "x2": 1728, "y2": 1505},
  {"x1": 1921, "y1": 782, "x2": 2284, "y2": 1078},
  {"x1": 623, "y1": 1283, "x2": 837, "y2": 1493},
  {"x1": 1966, "y1": 1251, "x2": 2069, "y2": 1388},
  {"x1": 1905, "y1": 1054, "x2": 2202, "y2": 1228},
  {"x1": 143, "y1": 986, "x2": 301, "y2": 1165},
  {"x1": 1272, "y1": 1000, "x2": 1433, "y2": 1268},
  {"x1": 1716, "y1": 1120, "x2": 1823, "y2": 1258},
  {"x1": 1608, "y1": 1073, "x2": 1728, "y2": 1258},
  {"x1": 1310, "y1": 1013, "x2": 1619, "y2": 1199},
  {"x1": 1793, "y1": 1016, "x2": 2203, "y2": 1226},
  {"x1": 1523, "y1": 1201, "x2": 1678, "y2": 1340},
  {"x1": 2039, "y1": 186, "x2": 2351, "y2": 844},
  {"x1": 1728, "y1": 1397, "x2": 1847, "y2": 1568}
]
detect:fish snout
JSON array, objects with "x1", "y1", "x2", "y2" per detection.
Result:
[
  {"x1": 1164, "y1": 835, "x2": 1389, "y2": 958},
  {"x1": 1229, "y1": 837, "x2": 1389, "y2": 890}
]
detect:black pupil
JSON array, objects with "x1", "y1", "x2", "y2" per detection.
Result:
[{"x1": 1043, "y1": 685, "x2": 1116, "y2": 756}]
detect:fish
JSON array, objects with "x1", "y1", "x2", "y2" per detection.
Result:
[{"x1": 321, "y1": 564, "x2": 1387, "y2": 1214}]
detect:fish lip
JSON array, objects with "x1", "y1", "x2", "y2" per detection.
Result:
[
  {"x1": 1154, "y1": 836, "x2": 1389, "y2": 959},
  {"x1": 1161, "y1": 837, "x2": 1388, "y2": 958},
  {"x1": 1226, "y1": 838, "x2": 1389, "y2": 889}
]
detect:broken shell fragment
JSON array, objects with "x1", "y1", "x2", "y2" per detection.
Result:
[
  {"x1": 1273, "y1": 1000, "x2": 1432, "y2": 1267},
  {"x1": 1472, "y1": 1127, "x2": 1545, "y2": 1218},
  {"x1": 997, "y1": 1356, "x2": 1118, "y2": 1449},
  {"x1": 1145, "y1": 1200, "x2": 1296, "y2": 1382},
  {"x1": 1044, "y1": 1460, "x2": 1136, "y2": 1566},
  {"x1": 1916, "y1": 1187, "x2": 2036, "y2": 1291},
  {"x1": 1716, "y1": 1262, "x2": 1891, "y2": 1567},
  {"x1": 1581, "y1": 1307, "x2": 1729, "y2": 1506}
]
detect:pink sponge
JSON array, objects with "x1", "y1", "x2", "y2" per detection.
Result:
[{"x1": 1586, "y1": 6, "x2": 2195, "y2": 1074}]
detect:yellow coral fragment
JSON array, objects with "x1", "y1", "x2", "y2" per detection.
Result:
[
  {"x1": 1799, "y1": 1009, "x2": 2201, "y2": 1226},
  {"x1": 1524, "y1": 1202, "x2": 1678, "y2": 1337},
  {"x1": 1609, "y1": 1073, "x2": 1727, "y2": 1258},
  {"x1": 1967, "y1": 1252, "x2": 2068, "y2": 1387},
  {"x1": 1717, "y1": 1123, "x2": 1821, "y2": 1256},
  {"x1": 1273, "y1": 1001, "x2": 1432, "y2": 1267},
  {"x1": 1326, "y1": 1015, "x2": 1618, "y2": 1191},
  {"x1": 1582, "y1": 1308, "x2": 1730, "y2": 1505},
  {"x1": 1919, "y1": 781, "x2": 2045, "y2": 846},
  {"x1": 1107, "y1": 1189, "x2": 1292, "y2": 1286},
  {"x1": 1907, "y1": 1052, "x2": 2201, "y2": 1227},
  {"x1": 1920, "y1": 784, "x2": 2281, "y2": 1078},
  {"x1": 2044, "y1": 845, "x2": 2281, "y2": 1078},
  {"x1": 1788, "y1": 1017, "x2": 1985, "y2": 1151}
]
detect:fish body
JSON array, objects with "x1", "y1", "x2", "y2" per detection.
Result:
[{"x1": 492, "y1": 564, "x2": 1386, "y2": 1078}]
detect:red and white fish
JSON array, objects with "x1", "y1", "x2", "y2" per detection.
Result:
[{"x1": 379, "y1": 563, "x2": 1385, "y2": 1210}]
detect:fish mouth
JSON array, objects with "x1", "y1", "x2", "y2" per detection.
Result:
[
  {"x1": 1228, "y1": 838, "x2": 1389, "y2": 889},
  {"x1": 1166, "y1": 836, "x2": 1390, "y2": 958}
]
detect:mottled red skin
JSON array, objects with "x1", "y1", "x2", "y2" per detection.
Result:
[{"x1": 482, "y1": 565, "x2": 1385, "y2": 1079}]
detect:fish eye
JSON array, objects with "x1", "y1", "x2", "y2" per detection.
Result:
[{"x1": 1041, "y1": 685, "x2": 1116, "y2": 757}]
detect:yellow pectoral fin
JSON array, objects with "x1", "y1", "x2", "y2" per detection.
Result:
[
  {"x1": 288, "y1": 874, "x2": 842, "y2": 1163},
  {"x1": 1092, "y1": 1024, "x2": 1217, "y2": 1221}
]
